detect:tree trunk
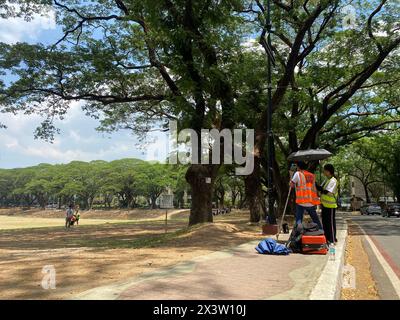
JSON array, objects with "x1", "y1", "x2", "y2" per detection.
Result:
[
  {"x1": 175, "y1": 191, "x2": 184, "y2": 209},
  {"x1": 217, "y1": 191, "x2": 225, "y2": 208},
  {"x1": 151, "y1": 196, "x2": 158, "y2": 209},
  {"x1": 186, "y1": 164, "x2": 218, "y2": 226},
  {"x1": 245, "y1": 157, "x2": 261, "y2": 223},
  {"x1": 238, "y1": 192, "x2": 246, "y2": 209},
  {"x1": 231, "y1": 192, "x2": 237, "y2": 208},
  {"x1": 103, "y1": 195, "x2": 108, "y2": 209},
  {"x1": 39, "y1": 195, "x2": 47, "y2": 210},
  {"x1": 88, "y1": 197, "x2": 94, "y2": 210},
  {"x1": 364, "y1": 183, "x2": 371, "y2": 203}
]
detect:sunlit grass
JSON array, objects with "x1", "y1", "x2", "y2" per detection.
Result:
[{"x1": 0, "y1": 215, "x2": 139, "y2": 230}]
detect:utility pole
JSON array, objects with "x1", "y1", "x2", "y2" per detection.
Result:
[{"x1": 266, "y1": 0, "x2": 276, "y2": 224}]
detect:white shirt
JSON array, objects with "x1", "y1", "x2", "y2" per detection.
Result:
[
  {"x1": 291, "y1": 171, "x2": 314, "y2": 207},
  {"x1": 66, "y1": 208, "x2": 74, "y2": 217},
  {"x1": 323, "y1": 177, "x2": 338, "y2": 194},
  {"x1": 291, "y1": 171, "x2": 303, "y2": 186}
]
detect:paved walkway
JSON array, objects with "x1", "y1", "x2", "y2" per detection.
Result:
[{"x1": 75, "y1": 217, "x2": 347, "y2": 300}]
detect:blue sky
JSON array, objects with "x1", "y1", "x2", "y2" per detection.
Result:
[{"x1": 0, "y1": 9, "x2": 168, "y2": 169}]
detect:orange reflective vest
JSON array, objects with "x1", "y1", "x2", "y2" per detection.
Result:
[
  {"x1": 295, "y1": 170, "x2": 320, "y2": 206},
  {"x1": 304, "y1": 170, "x2": 321, "y2": 206}
]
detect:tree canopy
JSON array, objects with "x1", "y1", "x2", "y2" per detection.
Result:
[
  {"x1": 0, "y1": 159, "x2": 186, "y2": 209},
  {"x1": 333, "y1": 133, "x2": 400, "y2": 203},
  {"x1": 0, "y1": 0, "x2": 399, "y2": 224}
]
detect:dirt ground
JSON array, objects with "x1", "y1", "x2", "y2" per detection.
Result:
[
  {"x1": 0, "y1": 208, "x2": 187, "y2": 230},
  {"x1": 0, "y1": 216, "x2": 135, "y2": 230},
  {"x1": 0, "y1": 208, "x2": 180, "y2": 220},
  {"x1": 0, "y1": 209, "x2": 264, "y2": 299},
  {"x1": 341, "y1": 222, "x2": 379, "y2": 300}
]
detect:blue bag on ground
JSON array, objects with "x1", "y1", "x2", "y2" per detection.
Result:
[{"x1": 255, "y1": 238, "x2": 291, "y2": 255}]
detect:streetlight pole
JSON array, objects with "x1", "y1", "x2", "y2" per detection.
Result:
[{"x1": 266, "y1": 0, "x2": 276, "y2": 224}]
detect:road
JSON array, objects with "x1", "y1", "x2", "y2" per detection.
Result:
[{"x1": 347, "y1": 214, "x2": 400, "y2": 299}]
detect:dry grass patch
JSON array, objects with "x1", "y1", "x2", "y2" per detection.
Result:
[
  {"x1": 341, "y1": 222, "x2": 379, "y2": 300},
  {"x1": 0, "y1": 210, "x2": 263, "y2": 299}
]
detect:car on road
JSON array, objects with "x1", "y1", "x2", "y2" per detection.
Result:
[
  {"x1": 360, "y1": 203, "x2": 382, "y2": 215},
  {"x1": 339, "y1": 197, "x2": 351, "y2": 211},
  {"x1": 383, "y1": 203, "x2": 400, "y2": 218}
]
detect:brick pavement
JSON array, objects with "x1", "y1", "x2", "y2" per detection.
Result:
[
  {"x1": 117, "y1": 241, "x2": 327, "y2": 300},
  {"x1": 75, "y1": 216, "x2": 348, "y2": 300}
]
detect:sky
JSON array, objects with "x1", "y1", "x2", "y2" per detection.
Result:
[{"x1": 0, "y1": 9, "x2": 168, "y2": 169}]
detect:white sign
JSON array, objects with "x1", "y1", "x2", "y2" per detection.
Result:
[
  {"x1": 342, "y1": 264, "x2": 356, "y2": 289},
  {"x1": 41, "y1": 265, "x2": 56, "y2": 290},
  {"x1": 160, "y1": 194, "x2": 174, "y2": 209}
]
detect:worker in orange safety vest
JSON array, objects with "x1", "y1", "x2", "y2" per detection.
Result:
[{"x1": 290, "y1": 161, "x2": 323, "y2": 229}]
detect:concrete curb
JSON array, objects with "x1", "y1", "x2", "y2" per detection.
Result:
[{"x1": 309, "y1": 220, "x2": 348, "y2": 300}]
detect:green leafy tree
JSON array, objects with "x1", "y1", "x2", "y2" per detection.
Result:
[
  {"x1": 0, "y1": 0, "x2": 246, "y2": 225},
  {"x1": 333, "y1": 143, "x2": 383, "y2": 203},
  {"x1": 0, "y1": 0, "x2": 399, "y2": 225},
  {"x1": 342, "y1": 134, "x2": 400, "y2": 202},
  {"x1": 169, "y1": 164, "x2": 189, "y2": 208},
  {"x1": 136, "y1": 162, "x2": 174, "y2": 209}
]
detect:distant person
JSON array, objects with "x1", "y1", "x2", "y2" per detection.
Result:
[
  {"x1": 65, "y1": 204, "x2": 74, "y2": 229},
  {"x1": 74, "y1": 205, "x2": 80, "y2": 225},
  {"x1": 317, "y1": 164, "x2": 338, "y2": 244},
  {"x1": 290, "y1": 161, "x2": 323, "y2": 230}
]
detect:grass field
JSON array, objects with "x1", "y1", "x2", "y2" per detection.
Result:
[
  {"x1": 0, "y1": 208, "x2": 190, "y2": 230},
  {"x1": 0, "y1": 215, "x2": 133, "y2": 230},
  {"x1": 0, "y1": 208, "x2": 263, "y2": 300}
]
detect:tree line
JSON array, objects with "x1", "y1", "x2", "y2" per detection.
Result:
[
  {"x1": 332, "y1": 133, "x2": 400, "y2": 203},
  {"x1": 0, "y1": 159, "x2": 247, "y2": 211},
  {"x1": 0, "y1": 159, "x2": 179, "y2": 210}
]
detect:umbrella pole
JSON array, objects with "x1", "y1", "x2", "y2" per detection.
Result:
[
  {"x1": 276, "y1": 185, "x2": 292, "y2": 240},
  {"x1": 319, "y1": 161, "x2": 322, "y2": 185}
]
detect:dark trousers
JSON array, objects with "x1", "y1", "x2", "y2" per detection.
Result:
[
  {"x1": 295, "y1": 204, "x2": 323, "y2": 230},
  {"x1": 321, "y1": 205, "x2": 336, "y2": 243}
]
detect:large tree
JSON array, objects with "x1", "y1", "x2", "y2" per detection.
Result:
[
  {"x1": 0, "y1": 0, "x2": 248, "y2": 225},
  {"x1": 342, "y1": 134, "x2": 400, "y2": 202},
  {"x1": 242, "y1": 0, "x2": 400, "y2": 220},
  {"x1": 332, "y1": 142, "x2": 383, "y2": 203},
  {"x1": 1, "y1": 0, "x2": 399, "y2": 225}
]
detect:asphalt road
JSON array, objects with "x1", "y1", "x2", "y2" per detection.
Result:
[{"x1": 349, "y1": 214, "x2": 400, "y2": 299}]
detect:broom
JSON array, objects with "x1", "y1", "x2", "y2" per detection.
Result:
[{"x1": 276, "y1": 185, "x2": 292, "y2": 241}]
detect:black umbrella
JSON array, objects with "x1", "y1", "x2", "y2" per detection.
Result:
[
  {"x1": 277, "y1": 148, "x2": 334, "y2": 239},
  {"x1": 287, "y1": 149, "x2": 333, "y2": 162}
]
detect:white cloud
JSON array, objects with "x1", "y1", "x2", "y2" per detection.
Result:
[
  {"x1": 0, "y1": 6, "x2": 156, "y2": 168},
  {"x1": 0, "y1": 102, "x2": 146, "y2": 168},
  {"x1": 241, "y1": 38, "x2": 264, "y2": 54},
  {"x1": 2, "y1": 134, "x2": 19, "y2": 149},
  {"x1": 0, "y1": 9, "x2": 56, "y2": 44},
  {"x1": 19, "y1": 142, "x2": 134, "y2": 162}
]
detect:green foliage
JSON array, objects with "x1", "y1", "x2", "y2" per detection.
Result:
[
  {"x1": 0, "y1": 159, "x2": 188, "y2": 209},
  {"x1": 332, "y1": 133, "x2": 400, "y2": 202},
  {"x1": 0, "y1": 0, "x2": 399, "y2": 219}
]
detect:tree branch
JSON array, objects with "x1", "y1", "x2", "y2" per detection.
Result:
[
  {"x1": 367, "y1": 0, "x2": 387, "y2": 54},
  {"x1": 301, "y1": 35, "x2": 400, "y2": 149}
]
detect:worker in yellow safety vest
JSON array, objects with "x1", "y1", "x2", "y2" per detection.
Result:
[{"x1": 317, "y1": 164, "x2": 339, "y2": 244}]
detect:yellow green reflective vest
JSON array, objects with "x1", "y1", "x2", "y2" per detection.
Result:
[{"x1": 321, "y1": 177, "x2": 338, "y2": 209}]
